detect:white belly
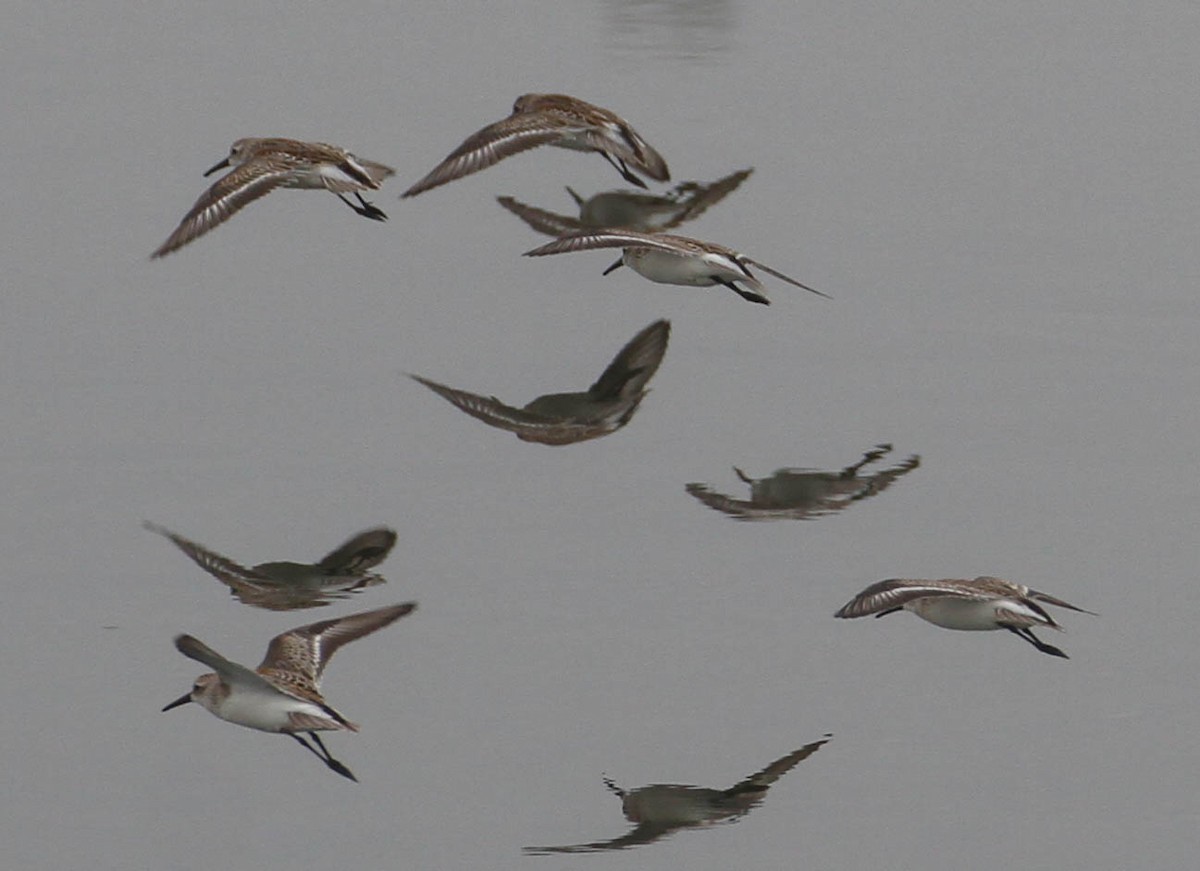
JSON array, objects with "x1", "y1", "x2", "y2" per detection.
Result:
[
  {"x1": 908, "y1": 597, "x2": 1008, "y2": 631},
  {"x1": 210, "y1": 687, "x2": 326, "y2": 733},
  {"x1": 626, "y1": 249, "x2": 720, "y2": 286}
]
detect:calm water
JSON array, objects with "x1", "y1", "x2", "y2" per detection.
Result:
[{"x1": 5, "y1": 2, "x2": 1198, "y2": 869}]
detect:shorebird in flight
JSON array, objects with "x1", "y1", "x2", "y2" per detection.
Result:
[
  {"x1": 152, "y1": 137, "x2": 394, "y2": 257},
  {"x1": 162, "y1": 602, "x2": 416, "y2": 780},
  {"x1": 834, "y1": 576, "x2": 1095, "y2": 658}
]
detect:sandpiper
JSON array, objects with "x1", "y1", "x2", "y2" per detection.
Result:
[
  {"x1": 686, "y1": 445, "x2": 920, "y2": 521},
  {"x1": 152, "y1": 137, "x2": 394, "y2": 258},
  {"x1": 162, "y1": 602, "x2": 416, "y2": 781},
  {"x1": 409, "y1": 319, "x2": 669, "y2": 445},
  {"x1": 523, "y1": 229, "x2": 827, "y2": 305},
  {"x1": 496, "y1": 169, "x2": 753, "y2": 236},
  {"x1": 401, "y1": 93, "x2": 669, "y2": 197},
  {"x1": 144, "y1": 522, "x2": 395, "y2": 609},
  {"x1": 834, "y1": 576, "x2": 1095, "y2": 658},
  {"x1": 525, "y1": 736, "x2": 830, "y2": 853}
]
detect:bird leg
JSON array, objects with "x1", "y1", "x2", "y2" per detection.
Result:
[
  {"x1": 719, "y1": 279, "x2": 770, "y2": 305},
  {"x1": 602, "y1": 774, "x2": 627, "y2": 798},
  {"x1": 1006, "y1": 626, "x2": 1068, "y2": 658},
  {"x1": 599, "y1": 153, "x2": 647, "y2": 188},
  {"x1": 336, "y1": 192, "x2": 388, "y2": 222},
  {"x1": 290, "y1": 732, "x2": 359, "y2": 781}
]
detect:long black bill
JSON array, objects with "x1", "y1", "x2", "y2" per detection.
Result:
[
  {"x1": 203, "y1": 157, "x2": 231, "y2": 177},
  {"x1": 602, "y1": 259, "x2": 624, "y2": 276},
  {"x1": 162, "y1": 693, "x2": 192, "y2": 712}
]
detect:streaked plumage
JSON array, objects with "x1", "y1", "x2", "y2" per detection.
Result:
[
  {"x1": 523, "y1": 229, "x2": 827, "y2": 305},
  {"x1": 152, "y1": 137, "x2": 394, "y2": 258},
  {"x1": 496, "y1": 169, "x2": 753, "y2": 236},
  {"x1": 144, "y1": 521, "x2": 395, "y2": 610},
  {"x1": 409, "y1": 319, "x2": 669, "y2": 445},
  {"x1": 402, "y1": 93, "x2": 669, "y2": 197},
  {"x1": 834, "y1": 576, "x2": 1095, "y2": 658},
  {"x1": 524, "y1": 737, "x2": 830, "y2": 854},
  {"x1": 162, "y1": 603, "x2": 416, "y2": 781}
]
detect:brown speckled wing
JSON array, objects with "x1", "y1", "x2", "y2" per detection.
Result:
[{"x1": 257, "y1": 602, "x2": 416, "y2": 689}]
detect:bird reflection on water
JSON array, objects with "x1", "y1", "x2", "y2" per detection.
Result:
[
  {"x1": 144, "y1": 522, "x2": 396, "y2": 610},
  {"x1": 686, "y1": 444, "x2": 920, "y2": 520},
  {"x1": 524, "y1": 736, "x2": 830, "y2": 854},
  {"x1": 409, "y1": 320, "x2": 669, "y2": 446},
  {"x1": 497, "y1": 168, "x2": 753, "y2": 236}
]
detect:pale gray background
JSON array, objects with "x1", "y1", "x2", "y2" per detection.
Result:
[{"x1": 3, "y1": 2, "x2": 1197, "y2": 869}]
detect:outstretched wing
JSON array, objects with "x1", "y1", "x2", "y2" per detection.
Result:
[
  {"x1": 496, "y1": 196, "x2": 584, "y2": 236},
  {"x1": 588, "y1": 320, "x2": 670, "y2": 401},
  {"x1": 316, "y1": 527, "x2": 397, "y2": 575},
  {"x1": 257, "y1": 602, "x2": 416, "y2": 688},
  {"x1": 409, "y1": 373, "x2": 560, "y2": 434},
  {"x1": 657, "y1": 169, "x2": 753, "y2": 229},
  {"x1": 402, "y1": 114, "x2": 570, "y2": 197},
  {"x1": 523, "y1": 822, "x2": 676, "y2": 854},
  {"x1": 524, "y1": 229, "x2": 698, "y2": 258},
  {"x1": 152, "y1": 159, "x2": 293, "y2": 257},
  {"x1": 724, "y1": 735, "x2": 831, "y2": 796},
  {"x1": 145, "y1": 521, "x2": 273, "y2": 590},
  {"x1": 173, "y1": 634, "x2": 272, "y2": 690}
]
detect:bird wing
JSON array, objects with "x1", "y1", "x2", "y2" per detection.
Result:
[
  {"x1": 684, "y1": 483, "x2": 761, "y2": 518},
  {"x1": 257, "y1": 602, "x2": 416, "y2": 688},
  {"x1": 723, "y1": 736, "x2": 831, "y2": 795},
  {"x1": 523, "y1": 229, "x2": 697, "y2": 258},
  {"x1": 316, "y1": 527, "x2": 397, "y2": 575},
  {"x1": 834, "y1": 579, "x2": 991, "y2": 618},
  {"x1": 523, "y1": 822, "x2": 676, "y2": 854},
  {"x1": 742, "y1": 259, "x2": 829, "y2": 298},
  {"x1": 658, "y1": 169, "x2": 753, "y2": 229},
  {"x1": 409, "y1": 373, "x2": 567, "y2": 434},
  {"x1": 1027, "y1": 588, "x2": 1097, "y2": 616},
  {"x1": 144, "y1": 521, "x2": 274, "y2": 590},
  {"x1": 151, "y1": 159, "x2": 293, "y2": 257},
  {"x1": 588, "y1": 320, "x2": 670, "y2": 401},
  {"x1": 173, "y1": 634, "x2": 274, "y2": 691},
  {"x1": 402, "y1": 114, "x2": 569, "y2": 197},
  {"x1": 495, "y1": 196, "x2": 584, "y2": 236}
]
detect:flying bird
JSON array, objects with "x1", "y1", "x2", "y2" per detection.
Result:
[
  {"x1": 402, "y1": 93, "x2": 669, "y2": 197},
  {"x1": 152, "y1": 137, "x2": 394, "y2": 258},
  {"x1": 162, "y1": 602, "x2": 416, "y2": 781},
  {"x1": 524, "y1": 229, "x2": 827, "y2": 305},
  {"x1": 834, "y1": 576, "x2": 1095, "y2": 658}
]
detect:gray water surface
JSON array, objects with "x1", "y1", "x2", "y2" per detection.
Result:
[{"x1": 4, "y1": 2, "x2": 1198, "y2": 869}]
